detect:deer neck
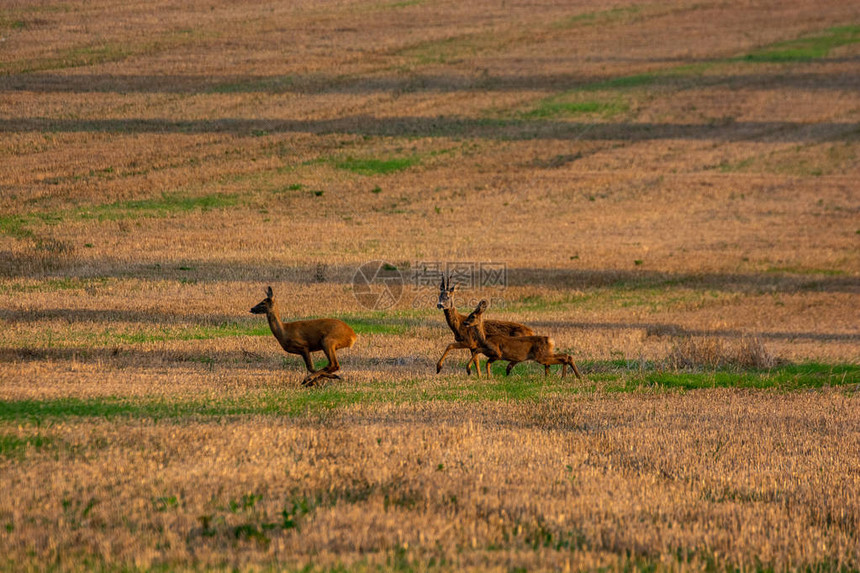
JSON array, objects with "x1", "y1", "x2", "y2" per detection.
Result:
[
  {"x1": 266, "y1": 301, "x2": 289, "y2": 341},
  {"x1": 442, "y1": 305, "x2": 465, "y2": 335},
  {"x1": 472, "y1": 320, "x2": 489, "y2": 346}
]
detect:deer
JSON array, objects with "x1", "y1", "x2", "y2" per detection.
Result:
[
  {"x1": 435, "y1": 275, "x2": 535, "y2": 376},
  {"x1": 462, "y1": 300, "x2": 583, "y2": 379},
  {"x1": 250, "y1": 286, "x2": 357, "y2": 387}
]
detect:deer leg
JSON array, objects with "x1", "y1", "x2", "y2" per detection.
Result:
[
  {"x1": 565, "y1": 355, "x2": 583, "y2": 380},
  {"x1": 467, "y1": 350, "x2": 482, "y2": 376},
  {"x1": 300, "y1": 350, "x2": 317, "y2": 374},
  {"x1": 299, "y1": 351, "x2": 319, "y2": 387},
  {"x1": 550, "y1": 354, "x2": 576, "y2": 379},
  {"x1": 505, "y1": 361, "x2": 520, "y2": 376},
  {"x1": 311, "y1": 371, "x2": 341, "y2": 381},
  {"x1": 466, "y1": 350, "x2": 481, "y2": 378},
  {"x1": 436, "y1": 341, "x2": 469, "y2": 374},
  {"x1": 301, "y1": 369, "x2": 341, "y2": 388},
  {"x1": 485, "y1": 358, "x2": 497, "y2": 378},
  {"x1": 321, "y1": 342, "x2": 340, "y2": 374},
  {"x1": 536, "y1": 355, "x2": 563, "y2": 377},
  {"x1": 544, "y1": 354, "x2": 582, "y2": 380}
]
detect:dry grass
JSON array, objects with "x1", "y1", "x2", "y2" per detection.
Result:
[
  {"x1": 1, "y1": 0, "x2": 859, "y2": 570},
  {"x1": 1, "y1": 391, "x2": 859, "y2": 571},
  {"x1": 668, "y1": 335, "x2": 777, "y2": 371}
]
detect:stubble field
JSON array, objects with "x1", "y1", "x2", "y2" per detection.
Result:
[{"x1": 1, "y1": 0, "x2": 859, "y2": 571}]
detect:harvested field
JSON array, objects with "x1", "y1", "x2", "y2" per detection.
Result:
[{"x1": 1, "y1": 0, "x2": 859, "y2": 570}]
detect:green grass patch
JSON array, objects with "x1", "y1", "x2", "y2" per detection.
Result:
[
  {"x1": 554, "y1": 6, "x2": 642, "y2": 28},
  {"x1": 506, "y1": 293, "x2": 589, "y2": 312},
  {"x1": 568, "y1": 62, "x2": 716, "y2": 94},
  {"x1": 111, "y1": 316, "x2": 409, "y2": 345},
  {"x1": 0, "y1": 433, "x2": 53, "y2": 459},
  {"x1": 483, "y1": 374, "x2": 543, "y2": 401},
  {"x1": 399, "y1": 34, "x2": 482, "y2": 65},
  {"x1": 765, "y1": 266, "x2": 845, "y2": 276},
  {"x1": 743, "y1": 25, "x2": 860, "y2": 62},
  {"x1": 0, "y1": 397, "x2": 251, "y2": 422},
  {"x1": 0, "y1": 391, "x2": 378, "y2": 422},
  {"x1": 0, "y1": 215, "x2": 35, "y2": 239},
  {"x1": 334, "y1": 156, "x2": 420, "y2": 175},
  {"x1": 109, "y1": 322, "x2": 271, "y2": 345},
  {"x1": 78, "y1": 192, "x2": 238, "y2": 221},
  {"x1": 3, "y1": 29, "x2": 204, "y2": 74},
  {"x1": 601, "y1": 362, "x2": 859, "y2": 392},
  {"x1": 0, "y1": 379, "x2": 544, "y2": 423},
  {"x1": 716, "y1": 157, "x2": 755, "y2": 173},
  {"x1": 524, "y1": 99, "x2": 629, "y2": 119},
  {"x1": 7, "y1": 314, "x2": 414, "y2": 349},
  {"x1": 507, "y1": 288, "x2": 707, "y2": 314},
  {"x1": 560, "y1": 25, "x2": 860, "y2": 98},
  {"x1": 582, "y1": 72, "x2": 662, "y2": 91},
  {"x1": 0, "y1": 17, "x2": 27, "y2": 31},
  {"x1": 207, "y1": 75, "x2": 296, "y2": 94},
  {"x1": 382, "y1": 0, "x2": 424, "y2": 8},
  {"x1": 2, "y1": 363, "x2": 855, "y2": 423},
  {"x1": 6, "y1": 321, "x2": 269, "y2": 348},
  {"x1": 0, "y1": 193, "x2": 239, "y2": 239},
  {"x1": 0, "y1": 277, "x2": 113, "y2": 295},
  {"x1": 713, "y1": 143, "x2": 855, "y2": 177},
  {"x1": 347, "y1": 318, "x2": 410, "y2": 336}
]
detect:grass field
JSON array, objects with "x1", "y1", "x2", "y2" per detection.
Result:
[{"x1": 1, "y1": 0, "x2": 859, "y2": 570}]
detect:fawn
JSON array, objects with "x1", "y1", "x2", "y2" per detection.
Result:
[
  {"x1": 462, "y1": 300, "x2": 582, "y2": 379},
  {"x1": 435, "y1": 275, "x2": 534, "y2": 376},
  {"x1": 250, "y1": 286, "x2": 357, "y2": 386}
]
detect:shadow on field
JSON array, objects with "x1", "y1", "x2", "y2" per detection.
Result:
[
  {"x1": 0, "y1": 307, "x2": 248, "y2": 327},
  {"x1": 0, "y1": 345, "x2": 438, "y2": 374},
  {"x1": 3, "y1": 70, "x2": 859, "y2": 94},
  {"x1": 1, "y1": 313, "x2": 856, "y2": 369},
  {"x1": 528, "y1": 320, "x2": 860, "y2": 343},
  {"x1": 3, "y1": 266, "x2": 856, "y2": 357},
  {"x1": 2, "y1": 301, "x2": 855, "y2": 344},
  {"x1": 4, "y1": 261, "x2": 856, "y2": 294},
  {"x1": 0, "y1": 345, "x2": 270, "y2": 366},
  {"x1": 504, "y1": 268, "x2": 860, "y2": 294},
  {"x1": 1, "y1": 116, "x2": 856, "y2": 142}
]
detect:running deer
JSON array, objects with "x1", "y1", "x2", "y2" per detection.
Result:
[
  {"x1": 435, "y1": 275, "x2": 535, "y2": 376},
  {"x1": 462, "y1": 300, "x2": 582, "y2": 379},
  {"x1": 250, "y1": 286, "x2": 357, "y2": 386}
]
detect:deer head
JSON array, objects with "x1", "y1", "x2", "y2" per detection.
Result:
[
  {"x1": 250, "y1": 286, "x2": 275, "y2": 314},
  {"x1": 461, "y1": 299, "x2": 489, "y2": 329},
  {"x1": 436, "y1": 275, "x2": 458, "y2": 310}
]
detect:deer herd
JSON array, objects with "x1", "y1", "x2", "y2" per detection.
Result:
[{"x1": 250, "y1": 277, "x2": 582, "y2": 386}]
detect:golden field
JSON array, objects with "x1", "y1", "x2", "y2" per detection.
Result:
[{"x1": 1, "y1": 0, "x2": 859, "y2": 570}]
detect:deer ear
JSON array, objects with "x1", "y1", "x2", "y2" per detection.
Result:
[
  {"x1": 266, "y1": 286, "x2": 273, "y2": 298},
  {"x1": 478, "y1": 299, "x2": 489, "y2": 311},
  {"x1": 440, "y1": 276, "x2": 446, "y2": 290}
]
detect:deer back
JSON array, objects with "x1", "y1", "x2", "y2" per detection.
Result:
[
  {"x1": 486, "y1": 334, "x2": 555, "y2": 361},
  {"x1": 484, "y1": 319, "x2": 535, "y2": 337},
  {"x1": 279, "y1": 318, "x2": 356, "y2": 352}
]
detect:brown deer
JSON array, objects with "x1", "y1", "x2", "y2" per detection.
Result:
[
  {"x1": 435, "y1": 275, "x2": 535, "y2": 376},
  {"x1": 462, "y1": 300, "x2": 582, "y2": 379},
  {"x1": 250, "y1": 286, "x2": 357, "y2": 386}
]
